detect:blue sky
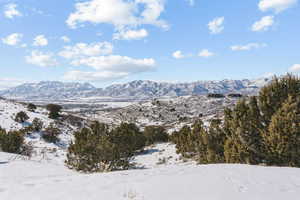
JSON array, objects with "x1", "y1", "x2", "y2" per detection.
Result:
[{"x1": 0, "y1": 0, "x2": 299, "y2": 89}]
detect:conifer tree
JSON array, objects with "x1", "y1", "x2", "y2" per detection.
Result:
[
  {"x1": 172, "y1": 75, "x2": 300, "y2": 167},
  {"x1": 0, "y1": 129, "x2": 24, "y2": 153},
  {"x1": 223, "y1": 99, "x2": 263, "y2": 164},
  {"x1": 192, "y1": 120, "x2": 208, "y2": 162},
  {"x1": 66, "y1": 122, "x2": 147, "y2": 172},
  {"x1": 110, "y1": 123, "x2": 146, "y2": 155},
  {"x1": 143, "y1": 125, "x2": 169, "y2": 145},
  {"x1": 171, "y1": 125, "x2": 193, "y2": 157},
  {"x1": 263, "y1": 96, "x2": 300, "y2": 167},
  {"x1": 259, "y1": 74, "x2": 300, "y2": 126},
  {"x1": 206, "y1": 119, "x2": 226, "y2": 163},
  {"x1": 46, "y1": 104, "x2": 62, "y2": 119},
  {"x1": 66, "y1": 123, "x2": 120, "y2": 172}
]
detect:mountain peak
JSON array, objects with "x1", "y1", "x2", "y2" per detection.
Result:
[{"x1": 0, "y1": 78, "x2": 271, "y2": 101}]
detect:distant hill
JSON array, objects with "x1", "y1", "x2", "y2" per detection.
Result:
[{"x1": 0, "y1": 78, "x2": 271, "y2": 100}]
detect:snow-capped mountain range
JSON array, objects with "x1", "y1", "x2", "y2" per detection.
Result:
[{"x1": 0, "y1": 78, "x2": 271, "y2": 100}]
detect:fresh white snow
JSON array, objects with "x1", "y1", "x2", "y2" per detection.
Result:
[
  {"x1": 0, "y1": 99, "x2": 52, "y2": 131},
  {"x1": 2, "y1": 143, "x2": 300, "y2": 200},
  {"x1": 0, "y1": 99, "x2": 74, "y2": 163}
]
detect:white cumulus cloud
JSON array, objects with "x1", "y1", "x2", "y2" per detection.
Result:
[
  {"x1": 64, "y1": 55, "x2": 156, "y2": 82},
  {"x1": 289, "y1": 64, "x2": 300, "y2": 72},
  {"x1": 63, "y1": 70, "x2": 129, "y2": 82},
  {"x1": 113, "y1": 29, "x2": 148, "y2": 40},
  {"x1": 259, "y1": 0, "x2": 297, "y2": 13},
  {"x1": 208, "y1": 17, "x2": 224, "y2": 34},
  {"x1": 198, "y1": 49, "x2": 214, "y2": 57},
  {"x1": 59, "y1": 42, "x2": 113, "y2": 59},
  {"x1": 66, "y1": 0, "x2": 168, "y2": 30},
  {"x1": 61, "y1": 36, "x2": 71, "y2": 43},
  {"x1": 2, "y1": 33, "x2": 23, "y2": 46},
  {"x1": 33, "y1": 35, "x2": 48, "y2": 46},
  {"x1": 252, "y1": 16, "x2": 274, "y2": 32},
  {"x1": 4, "y1": 3, "x2": 22, "y2": 19},
  {"x1": 25, "y1": 51, "x2": 58, "y2": 67},
  {"x1": 231, "y1": 43, "x2": 267, "y2": 51},
  {"x1": 71, "y1": 55, "x2": 155, "y2": 72},
  {"x1": 172, "y1": 51, "x2": 185, "y2": 59}
]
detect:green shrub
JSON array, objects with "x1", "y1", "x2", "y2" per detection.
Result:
[
  {"x1": 171, "y1": 119, "x2": 225, "y2": 163},
  {"x1": 171, "y1": 125, "x2": 196, "y2": 158},
  {"x1": 263, "y1": 96, "x2": 300, "y2": 167},
  {"x1": 27, "y1": 103, "x2": 37, "y2": 112},
  {"x1": 0, "y1": 128, "x2": 25, "y2": 154},
  {"x1": 66, "y1": 122, "x2": 146, "y2": 173},
  {"x1": 207, "y1": 93, "x2": 225, "y2": 98},
  {"x1": 143, "y1": 125, "x2": 169, "y2": 145},
  {"x1": 110, "y1": 123, "x2": 146, "y2": 155},
  {"x1": 172, "y1": 74, "x2": 300, "y2": 167},
  {"x1": 14, "y1": 111, "x2": 29, "y2": 123},
  {"x1": 32, "y1": 118, "x2": 44, "y2": 132},
  {"x1": 42, "y1": 123, "x2": 60, "y2": 143},
  {"x1": 46, "y1": 104, "x2": 62, "y2": 119}
]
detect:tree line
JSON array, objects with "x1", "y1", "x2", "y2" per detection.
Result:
[{"x1": 171, "y1": 74, "x2": 300, "y2": 167}]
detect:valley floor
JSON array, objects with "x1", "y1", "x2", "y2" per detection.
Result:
[{"x1": 1, "y1": 143, "x2": 300, "y2": 200}]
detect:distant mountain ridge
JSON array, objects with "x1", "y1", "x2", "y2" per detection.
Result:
[
  {"x1": 0, "y1": 81, "x2": 96, "y2": 100},
  {"x1": 0, "y1": 78, "x2": 271, "y2": 100}
]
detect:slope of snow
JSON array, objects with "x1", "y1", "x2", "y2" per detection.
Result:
[
  {"x1": 0, "y1": 99, "x2": 75, "y2": 163},
  {"x1": 132, "y1": 143, "x2": 187, "y2": 169},
  {"x1": 2, "y1": 142, "x2": 300, "y2": 200},
  {"x1": 88, "y1": 95, "x2": 238, "y2": 131},
  {"x1": 0, "y1": 99, "x2": 52, "y2": 130},
  {"x1": 1, "y1": 149, "x2": 300, "y2": 200}
]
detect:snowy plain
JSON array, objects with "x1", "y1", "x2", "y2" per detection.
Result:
[{"x1": 2, "y1": 144, "x2": 300, "y2": 200}]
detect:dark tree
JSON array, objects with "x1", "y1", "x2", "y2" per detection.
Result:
[
  {"x1": 42, "y1": 123, "x2": 61, "y2": 143},
  {"x1": 143, "y1": 125, "x2": 169, "y2": 145},
  {"x1": 110, "y1": 123, "x2": 146, "y2": 155},
  {"x1": 172, "y1": 74, "x2": 300, "y2": 167},
  {"x1": 46, "y1": 104, "x2": 62, "y2": 119},
  {"x1": 15, "y1": 111, "x2": 29, "y2": 123},
  {"x1": 32, "y1": 118, "x2": 44, "y2": 132},
  {"x1": 207, "y1": 93, "x2": 225, "y2": 98},
  {"x1": 27, "y1": 103, "x2": 37, "y2": 112},
  {"x1": 66, "y1": 122, "x2": 146, "y2": 173},
  {"x1": 0, "y1": 128, "x2": 24, "y2": 154},
  {"x1": 227, "y1": 93, "x2": 243, "y2": 98},
  {"x1": 263, "y1": 96, "x2": 300, "y2": 167}
]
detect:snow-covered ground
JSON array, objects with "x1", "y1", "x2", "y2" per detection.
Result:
[
  {"x1": 0, "y1": 99, "x2": 75, "y2": 163},
  {"x1": 1, "y1": 143, "x2": 300, "y2": 200},
  {"x1": 2, "y1": 98, "x2": 300, "y2": 200},
  {"x1": 0, "y1": 99, "x2": 52, "y2": 131}
]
